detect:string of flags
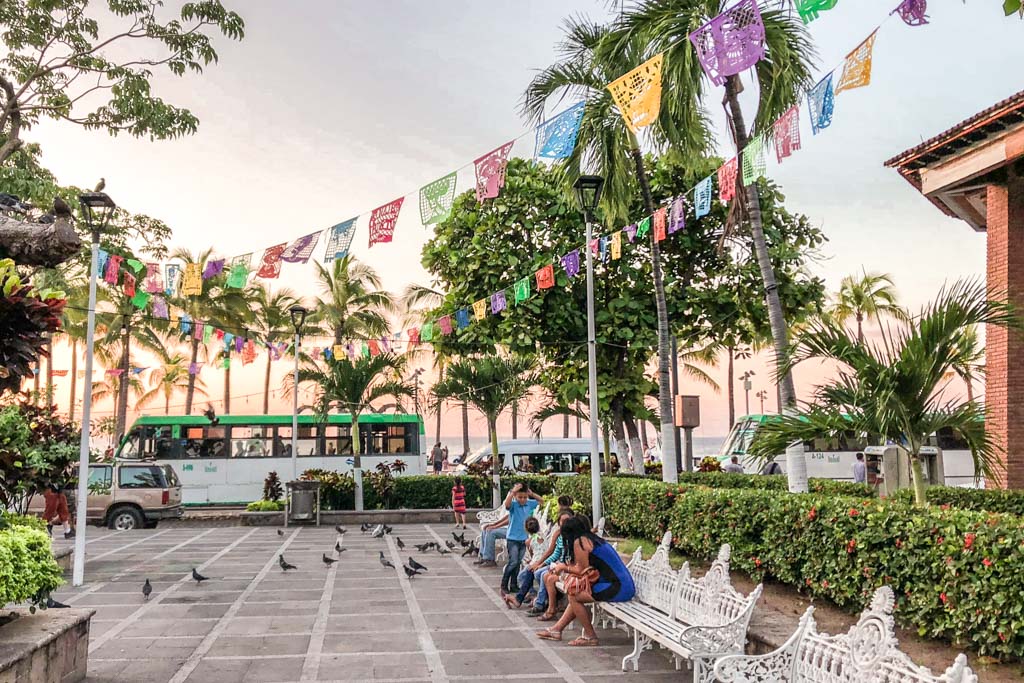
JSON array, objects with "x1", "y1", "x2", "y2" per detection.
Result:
[{"x1": 84, "y1": 0, "x2": 927, "y2": 377}]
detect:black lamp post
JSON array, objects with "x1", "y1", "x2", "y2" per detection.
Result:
[{"x1": 288, "y1": 305, "x2": 308, "y2": 479}]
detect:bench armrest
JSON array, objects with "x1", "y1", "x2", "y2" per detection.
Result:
[
  {"x1": 678, "y1": 618, "x2": 750, "y2": 655},
  {"x1": 713, "y1": 648, "x2": 795, "y2": 683}
]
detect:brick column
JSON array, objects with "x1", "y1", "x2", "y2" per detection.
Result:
[{"x1": 986, "y1": 167, "x2": 1024, "y2": 489}]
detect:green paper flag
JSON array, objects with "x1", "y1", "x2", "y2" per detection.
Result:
[
  {"x1": 222, "y1": 357, "x2": 231, "y2": 369},
  {"x1": 131, "y1": 291, "x2": 151, "y2": 309},
  {"x1": 361, "y1": 342, "x2": 369, "y2": 357},
  {"x1": 227, "y1": 263, "x2": 248, "y2": 289},
  {"x1": 421, "y1": 322, "x2": 434, "y2": 342},
  {"x1": 742, "y1": 135, "x2": 767, "y2": 186},
  {"x1": 513, "y1": 277, "x2": 530, "y2": 303},
  {"x1": 203, "y1": 325, "x2": 213, "y2": 343},
  {"x1": 419, "y1": 172, "x2": 458, "y2": 225},
  {"x1": 126, "y1": 259, "x2": 145, "y2": 274},
  {"x1": 636, "y1": 216, "x2": 651, "y2": 239}
]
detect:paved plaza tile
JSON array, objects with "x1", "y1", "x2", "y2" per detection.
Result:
[{"x1": 52, "y1": 524, "x2": 682, "y2": 682}]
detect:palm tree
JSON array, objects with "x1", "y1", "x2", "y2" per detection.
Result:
[
  {"x1": 433, "y1": 355, "x2": 538, "y2": 506},
  {"x1": 314, "y1": 255, "x2": 394, "y2": 344},
  {"x1": 140, "y1": 349, "x2": 207, "y2": 414},
  {"x1": 523, "y1": 18, "x2": 694, "y2": 482},
  {"x1": 617, "y1": 0, "x2": 816, "y2": 490},
  {"x1": 829, "y1": 271, "x2": 909, "y2": 344},
  {"x1": 248, "y1": 286, "x2": 300, "y2": 414},
  {"x1": 949, "y1": 325, "x2": 984, "y2": 404},
  {"x1": 748, "y1": 281, "x2": 1020, "y2": 503},
  {"x1": 297, "y1": 353, "x2": 413, "y2": 510}
]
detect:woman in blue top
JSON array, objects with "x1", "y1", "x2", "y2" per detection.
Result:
[{"x1": 536, "y1": 515, "x2": 635, "y2": 646}]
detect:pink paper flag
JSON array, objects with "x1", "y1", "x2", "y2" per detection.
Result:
[
  {"x1": 123, "y1": 272, "x2": 136, "y2": 298},
  {"x1": 144, "y1": 263, "x2": 163, "y2": 293},
  {"x1": 104, "y1": 254, "x2": 123, "y2": 284},
  {"x1": 653, "y1": 208, "x2": 667, "y2": 242},
  {"x1": 368, "y1": 198, "x2": 404, "y2": 247},
  {"x1": 407, "y1": 328, "x2": 420, "y2": 347},
  {"x1": 773, "y1": 105, "x2": 802, "y2": 163},
  {"x1": 368, "y1": 339, "x2": 381, "y2": 356},
  {"x1": 438, "y1": 315, "x2": 453, "y2": 335},
  {"x1": 256, "y1": 244, "x2": 287, "y2": 279},
  {"x1": 719, "y1": 158, "x2": 738, "y2": 202},
  {"x1": 474, "y1": 141, "x2": 515, "y2": 202}
]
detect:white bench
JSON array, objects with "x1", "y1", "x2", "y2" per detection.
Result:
[
  {"x1": 595, "y1": 532, "x2": 762, "y2": 682},
  {"x1": 714, "y1": 586, "x2": 978, "y2": 683}
]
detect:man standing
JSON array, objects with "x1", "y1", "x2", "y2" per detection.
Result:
[
  {"x1": 431, "y1": 442, "x2": 444, "y2": 475},
  {"x1": 722, "y1": 455, "x2": 744, "y2": 474},
  {"x1": 853, "y1": 452, "x2": 867, "y2": 484}
]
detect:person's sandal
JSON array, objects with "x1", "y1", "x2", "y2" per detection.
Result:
[
  {"x1": 568, "y1": 635, "x2": 599, "y2": 647},
  {"x1": 536, "y1": 628, "x2": 562, "y2": 641},
  {"x1": 503, "y1": 595, "x2": 521, "y2": 609},
  {"x1": 536, "y1": 611, "x2": 558, "y2": 621}
]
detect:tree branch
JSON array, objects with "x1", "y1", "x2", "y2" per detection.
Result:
[{"x1": 0, "y1": 213, "x2": 82, "y2": 268}]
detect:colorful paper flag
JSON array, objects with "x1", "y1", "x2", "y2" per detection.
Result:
[
  {"x1": 222, "y1": 357, "x2": 231, "y2": 370},
  {"x1": 421, "y1": 322, "x2": 434, "y2": 342},
  {"x1": 561, "y1": 249, "x2": 581, "y2": 279},
  {"x1": 695, "y1": 178, "x2": 713, "y2": 218},
  {"x1": 126, "y1": 258, "x2": 144, "y2": 274},
  {"x1": 97, "y1": 249, "x2": 110, "y2": 276},
  {"x1": 407, "y1": 328, "x2": 420, "y2": 346},
  {"x1": 669, "y1": 196, "x2": 686, "y2": 234},
  {"x1": 131, "y1": 291, "x2": 150, "y2": 310},
  {"x1": 242, "y1": 340, "x2": 256, "y2": 365},
  {"x1": 281, "y1": 231, "x2": 322, "y2": 264},
  {"x1": 324, "y1": 218, "x2": 357, "y2": 262},
  {"x1": 164, "y1": 264, "x2": 181, "y2": 297},
  {"x1": 835, "y1": 31, "x2": 877, "y2": 95},
  {"x1": 202, "y1": 258, "x2": 225, "y2": 280},
  {"x1": 227, "y1": 263, "x2": 248, "y2": 289},
  {"x1": 104, "y1": 254, "x2": 123, "y2": 284},
  {"x1": 438, "y1": 315, "x2": 453, "y2": 335},
  {"x1": 202, "y1": 324, "x2": 213, "y2": 344},
  {"x1": 369, "y1": 198, "x2": 404, "y2": 247},
  {"x1": 536, "y1": 264, "x2": 555, "y2": 290},
  {"x1": 474, "y1": 141, "x2": 515, "y2": 202},
  {"x1": 456, "y1": 308, "x2": 470, "y2": 328},
  {"x1": 599, "y1": 236, "x2": 610, "y2": 263},
  {"x1": 719, "y1": 158, "x2": 739, "y2": 201},
  {"x1": 892, "y1": 0, "x2": 928, "y2": 26},
  {"x1": 181, "y1": 263, "x2": 203, "y2": 296},
  {"x1": 773, "y1": 105, "x2": 802, "y2": 162},
  {"x1": 180, "y1": 314, "x2": 191, "y2": 334},
  {"x1": 535, "y1": 102, "x2": 585, "y2": 159},
  {"x1": 368, "y1": 339, "x2": 380, "y2": 356},
  {"x1": 256, "y1": 243, "x2": 287, "y2": 279},
  {"x1": 606, "y1": 54, "x2": 664, "y2": 133},
  {"x1": 808, "y1": 72, "x2": 836, "y2": 135},
  {"x1": 231, "y1": 253, "x2": 252, "y2": 268},
  {"x1": 742, "y1": 135, "x2": 767, "y2": 186},
  {"x1": 653, "y1": 207, "x2": 667, "y2": 241},
  {"x1": 491, "y1": 290, "x2": 507, "y2": 315},
  {"x1": 144, "y1": 263, "x2": 163, "y2": 294},
  {"x1": 795, "y1": 0, "x2": 839, "y2": 24},
  {"x1": 419, "y1": 173, "x2": 458, "y2": 225},
  {"x1": 636, "y1": 216, "x2": 651, "y2": 239},
  {"x1": 689, "y1": 0, "x2": 765, "y2": 86},
  {"x1": 625, "y1": 224, "x2": 638, "y2": 243},
  {"x1": 152, "y1": 296, "x2": 169, "y2": 319},
  {"x1": 473, "y1": 299, "x2": 487, "y2": 321},
  {"x1": 123, "y1": 272, "x2": 136, "y2": 298},
  {"x1": 235, "y1": 336, "x2": 244, "y2": 353},
  {"x1": 611, "y1": 231, "x2": 622, "y2": 259},
  {"x1": 513, "y1": 278, "x2": 530, "y2": 303},
  {"x1": 188, "y1": 362, "x2": 201, "y2": 376},
  {"x1": 333, "y1": 344, "x2": 345, "y2": 359}
]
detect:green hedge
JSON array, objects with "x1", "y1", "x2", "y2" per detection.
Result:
[
  {"x1": 0, "y1": 526, "x2": 63, "y2": 607},
  {"x1": 663, "y1": 487, "x2": 1024, "y2": 659},
  {"x1": 675, "y1": 471, "x2": 875, "y2": 497},
  {"x1": 890, "y1": 486, "x2": 1024, "y2": 516}
]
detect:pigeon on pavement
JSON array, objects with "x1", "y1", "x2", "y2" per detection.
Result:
[
  {"x1": 335, "y1": 526, "x2": 347, "y2": 535},
  {"x1": 379, "y1": 551, "x2": 395, "y2": 569},
  {"x1": 408, "y1": 557, "x2": 428, "y2": 572},
  {"x1": 143, "y1": 579, "x2": 152, "y2": 601},
  {"x1": 46, "y1": 597, "x2": 70, "y2": 608},
  {"x1": 279, "y1": 555, "x2": 297, "y2": 571},
  {"x1": 335, "y1": 541, "x2": 343, "y2": 553},
  {"x1": 360, "y1": 523, "x2": 370, "y2": 533},
  {"x1": 192, "y1": 568, "x2": 208, "y2": 584},
  {"x1": 323, "y1": 553, "x2": 338, "y2": 566},
  {"x1": 445, "y1": 540, "x2": 457, "y2": 551},
  {"x1": 403, "y1": 565, "x2": 421, "y2": 579},
  {"x1": 437, "y1": 547, "x2": 451, "y2": 555},
  {"x1": 371, "y1": 525, "x2": 385, "y2": 538},
  {"x1": 414, "y1": 543, "x2": 431, "y2": 552},
  {"x1": 382, "y1": 525, "x2": 393, "y2": 535},
  {"x1": 277, "y1": 529, "x2": 284, "y2": 536},
  {"x1": 461, "y1": 544, "x2": 475, "y2": 557},
  {"x1": 396, "y1": 537, "x2": 405, "y2": 550}
]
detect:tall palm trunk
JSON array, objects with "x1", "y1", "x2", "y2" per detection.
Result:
[
  {"x1": 68, "y1": 339, "x2": 78, "y2": 422},
  {"x1": 727, "y1": 346, "x2": 736, "y2": 427},
  {"x1": 723, "y1": 75, "x2": 805, "y2": 492},
  {"x1": 263, "y1": 352, "x2": 272, "y2": 414},
  {"x1": 223, "y1": 361, "x2": 231, "y2": 414},
  {"x1": 185, "y1": 337, "x2": 200, "y2": 415},
  {"x1": 511, "y1": 401, "x2": 518, "y2": 439},
  {"x1": 115, "y1": 327, "x2": 131, "y2": 441},
  {"x1": 612, "y1": 398, "x2": 629, "y2": 473},
  {"x1": 45, "y1": 336, "x2": 54, "y2": 407},
  {"x1": 856, "y1": 312, "x2": 864, "y2": 344},
  {"x1": 165, "y1": 392, "x2": 171, "y2": 415},
  {"x1": 624, "y1": 414, "x2": 643, "y2": 474},
  {"x1": 966, "y1": 381, "x2": 975, "y2": 404},
  {"x1": 640, "y1": 419, "x2": 649, "y2": 452},
  {"x1": 435, "y1": 400, "x2": 442, "y2": 447},
  {"x1": 461, "y1": 402, "x2": 469, "y2": 456},
  {"x1": 575, "y1": 401, "x2": 581, "y2": 438},
  {"x1": 628, "y1": 137, "x2": 677, "y2": 483}
]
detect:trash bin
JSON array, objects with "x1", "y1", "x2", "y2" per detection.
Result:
[{"x1": 286, "y1": 480, "x2": 321, "y2": 526}]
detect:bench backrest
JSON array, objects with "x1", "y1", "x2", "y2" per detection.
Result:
[
  {"x1": 627, "y1": 531, "x2": 681, "y2": 617},
  {"x1": 674, "y1": 544, "x2": 757, "y2": 627},
  {"x1": 791, "y1": 588, "x2": 977, "y2": 683},
  {"x1": 476, "y1": 504, "x2": 505, "y2": 526}
]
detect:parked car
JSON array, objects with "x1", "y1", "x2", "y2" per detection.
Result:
[
  {"x1": 454, "y1": 438, "x2": 617, "y2": 475},
  {"x1": 30, "y1": 461, "x2": 183, "y2": 530}
]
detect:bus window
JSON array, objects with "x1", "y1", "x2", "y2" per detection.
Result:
[
  {"x1": 230, "y1": 426, "x2": 273, "y2": 457},
  {"x1": 119, "y1": 431, "x2": 141, "y2": 459},
  {"x1": 362, "y1": 424, "x2": 391, "y2": 454},
  {"x1": 324, "y1": 425, "x2": 353, "y2": 455},
  {"x1": 183, "y1": 426, "x2": 228, "y2": 458}
]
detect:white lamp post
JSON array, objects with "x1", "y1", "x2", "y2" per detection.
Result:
[
  {"x1": 73, "y1": 192, "x2": 117, "y2": 587},
  {"x1": 572, "y1": 175, "x2": 605, "y2": 524},
  {"x1": 288, "y1": 305, "x2": 308, "y2": 481}
]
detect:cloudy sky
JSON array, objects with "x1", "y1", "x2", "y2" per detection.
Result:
[{"x1": 26, "y1": 1, "x2": 1024, "y2": 442}]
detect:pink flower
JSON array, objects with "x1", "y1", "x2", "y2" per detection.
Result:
[
  {"x1": 964, "y1": 533, "x2": 975, "y2": 550},
  {"x1": 848, "y1": 508, "x2": 859, "y2": 517},
  {"x1": 983, "y1": 558, "x2": 993, "y2": 567},
  {"x1": 939, "y1": 592, "x2": 948, "y2": 604}
]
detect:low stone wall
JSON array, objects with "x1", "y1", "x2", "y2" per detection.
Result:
[
  {"x1": 241, "y1": 508, "x2": 488, "y2": 526},
  {"x1": 0, "y1": 608, "x2": 93, "y2": 682},
  {"x1": 53, "y1": 547, "x2": 72, "y2": 573}
]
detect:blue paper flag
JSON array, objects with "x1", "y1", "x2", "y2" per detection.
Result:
[
  {"x1": 97, "y1": 249, "x2": 110, "y2": 276},
  {"x1": 695, "y1": 177, "x2": 713, "y2": 218},
  {"x1": 324, "y1": 218, "x2": 357, "y2": 262},
  {"x1": 808, "y1": 72, "x2": 835, "y2": 135},
  {"x1": 535, "y1": 102, "x2": 585, "y2": 159},
  {"x1": 456, "y1": 308, "x2": 470, "y2": 329}
]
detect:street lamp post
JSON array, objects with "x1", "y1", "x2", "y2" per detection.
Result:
[
  {"x1": 740, "y1": 370, "x2": 755, "y2": 416},
  {"x1": 572, "y1": 175, "x2": 604, "y2": 524},
  {"x1": 756, "y1": 389, "x2": 768, "y2": 414},
  {"x1": 73, "y1": 192, "x2": 117, "y2": 587},
  {"x1": 288, "y1": 305, "x2": 308, "y2": 481}
]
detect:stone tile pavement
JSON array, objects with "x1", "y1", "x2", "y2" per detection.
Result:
[{"x1": 52, "y1": 524, "x2": 681, "y2": 682}]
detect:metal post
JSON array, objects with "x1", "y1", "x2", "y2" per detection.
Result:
[
  {"x1": 684, "y1": 427, "x2": 694, "y2": 473},
  {"x1": 670, "y1": 336, "x2": 682, "y2": 473},
  {"x1": 72, "y1": 230, "x2": 100, "y2": 586},
  {"x1": 744, "y1": 381, "x2": 751, "y2": 415},
  {"x1": 292, "y1": 331, "x2": 300, "y2": 481},
  {"x1": 584, "y1": 220, "x2": 602, "y2": 523}
]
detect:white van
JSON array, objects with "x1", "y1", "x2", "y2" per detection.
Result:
[{"x1": 456, "y1": 438, "x2": 616, "y2": 475}]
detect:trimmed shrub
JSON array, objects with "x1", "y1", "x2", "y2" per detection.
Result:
[
  {"x1": 245, "y1": 500, "x2": 284, "y2": 512},
  {"x1": 676, "y1": 471, "x2": 874, "y2": 497},
  {"x1": 301, "y1": 469, "x2": 355, "y2": 510},
  {"x1": 890, "y1": 486, "x2": 1024, "y2": 516},
  {"x1": 0, "y1": 526, "x2": 63, "y2": 607},
  {"x1": 665, "y1": 486, "x2": 1024, "y2": 660}
]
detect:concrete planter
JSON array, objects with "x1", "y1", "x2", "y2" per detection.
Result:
[
  {"x1": 0, "y1": 608, "x2": 94, "y2": 682},
  {"x1": 53, "y1": 547, "x2": 72, "y2": 573},
  {"x1": 240, "y1": 508, "x2": 488, "y2": 526}
]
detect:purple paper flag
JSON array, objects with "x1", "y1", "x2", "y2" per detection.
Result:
[
  {"x1": 892, "y1": 0, "x2": 928, "y2": 26},
  {"x1": 235, "y1": 336, "x2": 244, "y2": 353},
  {"x1": 561, "y1": 249, "x2": 581, "y2": 278},
  {"x1": 669, "y1": 196, "x2": 686, "y2": 234},
  {"x1": 202, "y1": 259, "x2": 225, "y2": 280},
  {"x1": 491, "y1": 290, "x2": 507, "y2": 314},
  {"x1": 625, "y1": 224, "x2": 638, "y2": 243},
  {"x1": 689, "y1": 0, "x2": 766, "y2": 86},
  {"x1": 189, "y1": 362, "x2": 201, "y2": 376},
  {"x1": 281, "y1": 231, "x2": 322, "y2": 264},
  {"x1": 152, "y1": 296, "x2": 169, "y2": 319}
]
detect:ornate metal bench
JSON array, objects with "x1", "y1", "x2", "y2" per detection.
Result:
[
  {"x1": 596, "y1": 532, "x2": 762, "y2": 682},
  {"x1": 475, "y1": 500, "x2": 552, "y2": 565},
  {"x1": 714, "y1": 586, "x2": 978, "y2": 683}
]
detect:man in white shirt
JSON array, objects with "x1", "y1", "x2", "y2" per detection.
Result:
[
  {"x1": 722, "y1": 456, "x2": 744, "y2": 474},
  {"x1": 853, "y1": 452, "x2": 867, "y2": 483}
]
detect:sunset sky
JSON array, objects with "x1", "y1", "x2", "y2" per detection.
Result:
[{"x1": 22, "y1": 1, "x2": 1024, "y2": 443}]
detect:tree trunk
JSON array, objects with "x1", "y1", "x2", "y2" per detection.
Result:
[
  {"x1": 115, "y1": 327, "x2": 131, "y2": 442},
  {"x1": 461, "y1": 401, "x2": 469, "y2": 456},
  {"x1": 0, "y1": 214, "x2": 82, "y2": 268},
  {"x1": 562, "y1": 413, "x2": 569, "y2": 438},
  {"x1": 602, "y1": 424, "x2": 611, "y2": 474},
  {"x1": 45, "y1": 336, "x2": 54, "y2": 407},
  {"x1": 727, "y1": 346, "x2": 736, "y2": 428},
  {"x1": 165, "y1": 393, "x2": 170, "y2": 415},
  {"x1": 575, "y1": 401, "x2": 581, "y2": 438},
  {"x1": 263, "y1": 351, "x2": 272, "y2": 414},
  {"x1": 624, "y1": 414, "x2": 644, "y2": 474},
  {"x1": 185, "y1": 337, "x2": 200, "y2": 415},
  {"x1": 69, "y1": 339, "x2": 78, "y2": 422},
  {"x1": 628, "y1": 141, "x2": 677, "y2": 483},
  {"x1": 489, "y1": 417, "x2": 501, "y2": 508},
  {"x1": 856, "y1": 312, "x2": 864, "y2": 344},
  {"x1": 640, "y1": 419, "x2": 649, "y2": 452},
  {"x1": 611, "y1": 398, "x2": 628, "y2": 474},
  {"x1": 724, "y1": 74, "x2": 806, "y2": 493},
  {"x1": 32, "y1": 362, "x2": 39, "y2": 404},
  {"x1": 511, "y1": 401, "x2": 518, "y2": 439},
  {"x1": 223, "y1": 360, "x2": 231, "y2": 414},
  {"x1": 966, "y1": 380, "x2": 974, "y2": 404},
  {"x1": 435, "y1": 399, "x2": 442, "y2": 447},
  {"x1": 910, "y1": 449, "x2": 928, "y2": 505}
]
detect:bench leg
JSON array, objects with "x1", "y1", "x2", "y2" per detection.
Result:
[
  {"x1": 692, "y1": 656, "x2": 715, "y2": 683},
  {"x1": 621, "y1": 631, "x2": 651, "y2": 672}
]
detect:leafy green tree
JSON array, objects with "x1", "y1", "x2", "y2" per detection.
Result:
[
  {"x1": 0, "y1": 0, "x2": 244, "y2": 165},
  {"x1": 829, "y1": 271, "x2": 908, "y2": 344},
  {"x1": 950, "y1": 325, "x2": 985, "y2": 405},
  {"x1": 749, "y1": 281, "x2": 1020, "y2": 503},
  {"x1": 432, "y1": 355, "x2": 538, "y2": 506},
  {"x1": 313, "y1": 255, "x2": 394, "y2": 345},
  {"x1": 297, "y1": 354, "x2": 412, "y2": 510}
]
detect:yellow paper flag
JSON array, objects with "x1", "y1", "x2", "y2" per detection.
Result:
[
  {"x1": 835, "y1": 31, "x2": 877, "y2": 95},
  {"x1": 611, "y1": 231, "x2": 622, "y2": 260},
  {"x1": 473, "y1": 299, "x2": 487, "y2": 321},
  {"x1": 606, "y1": 53, "x2": 664, "y2": 134},
  {"x1": 333, "y1": 344, "x2": 345, "y2": 360},
  {"x1": 181, "y1": 263, "x2": 202, "y2": 296}
]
